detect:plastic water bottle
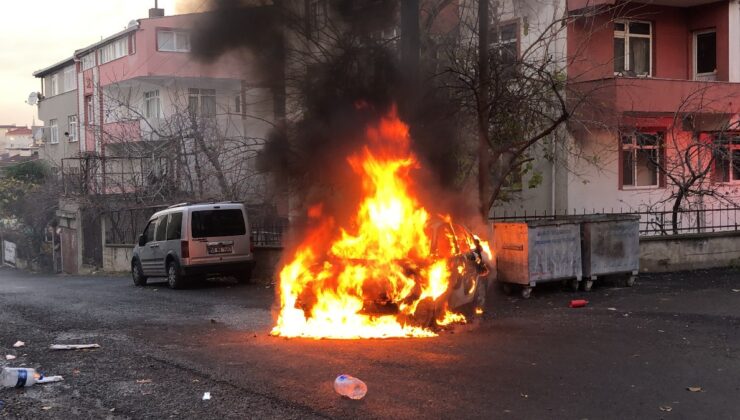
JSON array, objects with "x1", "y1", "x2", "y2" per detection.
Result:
[
  {"x1": 333, "y1": 374, "x2": 367, "y2": 400},
  {"x1": 1, "y1": 368, "x2": 40, "y2": 388}
]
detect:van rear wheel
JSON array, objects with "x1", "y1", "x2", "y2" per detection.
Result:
[
  {"x1": 236, "y1": 265, "x2": 254, "y2": 284},
  {"x1": 167, "y1": 260, "x2": 186, "y2": 289}
]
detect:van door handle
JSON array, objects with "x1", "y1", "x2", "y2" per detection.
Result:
[{"x1": 149, "y1": 244, "x2": 159, "y2": 248}]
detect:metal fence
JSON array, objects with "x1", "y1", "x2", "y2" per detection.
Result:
[
  {"x1": 250, "y1": 218, "x2": 289, "y2": 248},
  {"x1": 490, "y1": 204, "x2": 740, "y2": 237}
]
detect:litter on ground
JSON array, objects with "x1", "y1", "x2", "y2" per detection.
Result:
[{"x1": 50, "y1": 344, "x2": 101, "y2": 351}]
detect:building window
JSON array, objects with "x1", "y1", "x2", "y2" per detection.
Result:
[
  {"x1": 49, "y1": 74, "x2": 59, "y2": 96},
  {"x1": 63, "y1": 66, "x2": 76, "y2": 92},
  {"x1": 307, "y1": 0, "x2": 328, "y2": 36},
  {"x1": 188, "y1": 88, "x2": 216, "y2": 118},
  {"x1": 621, "y1": 131, "x2": 662, "y2": 188},
  {"x1": 714, "y1": 136, "x2": 740, "y2": 183},
  {"x1": 67, "y1": 115, "x2": 78, "y2": 142},
  {"x1": 85, "y1": 95, "x2": 94, "y2": 126},
  {"x1": 81, "y1": 53, "x2": 95, "y2": 71},
  {"x1": 614, "y1": 20, "x2": 652, "y2": 76},
  {"x1": 234, "y1": 94, "x2": 241, "y2": 114},
  {"x1": 50, "y1": 119, "x2": 59, "y2": 144},
  {"x1": 157, "y1": 30, "x2": 191, "y2": 52},
  {"x1": 490, "y1": 22, "x2": 519, "y2": 68},
  {"x1": 144, "y1": 90, "x2": 161, "y2": 119},
  {"x1": 502, "y1": 168, "x2": 523, "y2": 191},
  {"x1": 99, "y1": 37, "x2": 129, "y2": 64},
  {"x1": 694, "y1": 30, "x2": 717, "y2": 80}
]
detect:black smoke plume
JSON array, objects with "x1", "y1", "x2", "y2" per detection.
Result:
[{"x1": 190, "y1": 0, "x2": 467, "y2": 224}]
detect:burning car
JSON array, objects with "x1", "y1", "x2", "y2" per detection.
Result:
[
  {"x1": 271, "y1": 108, "x2": 494, "y2": 339},
  {"x1": 358, "y1": 217, "x2": 493, "y2": 328}
]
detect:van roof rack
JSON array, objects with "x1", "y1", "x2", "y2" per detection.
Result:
[{"x1": 166, "y1": 201, "x2": 244, "y2": 209}]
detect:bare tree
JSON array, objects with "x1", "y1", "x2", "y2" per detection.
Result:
[
  {"x1": 439, "y1": 0, "x2": 583, "y2": 219},
  {"x1": 64, "y1": 79, "x2": 274, "y2": 208}
]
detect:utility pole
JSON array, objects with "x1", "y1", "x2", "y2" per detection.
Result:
[
  {"x1": 400, "y1": 0, "x2": 420, "y2": 115},
  {"x1": 477, "y1": 0, "x2": 492, "y2": 219}
]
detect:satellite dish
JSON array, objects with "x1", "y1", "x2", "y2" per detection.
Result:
[
  {"x1": 128, "y1": 20, "x2": 138, "y2": 28},
  {"x1": 27, "y1": 92, "x2": 39, "y2": 106}
]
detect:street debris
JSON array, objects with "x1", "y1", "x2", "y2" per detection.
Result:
[
  {"x1": 0, "y1": 400, "x2": 5, "y2": 411},
  {"x1": 520, "y1": 393, "x2": 529, "y2": 399},
  {"x1": 136, "y1": 379, "x2": 152, "y2": 384},
  {"x1": 1, "y1": 368, "x2": 64, "y2": 388},
  {"x1": 202, "y1": 392, "x2": 212, "y2": 401},
  {"x1": 37, "y1": 375, "x2": 64, "y2": 384},
  {"x1": 607, "y1": 307, "x2": 617, "y2": 311},
  {"x1": 50, "y1": 344, "x2": 101, "y2": 351},
  {"x1": 569, "y1": 299, "x2": 588, "y2": 308},
  {"x1": 42, "y1": 406, "x2": 52, "y2": 411},
  {"x1": 687, "y1": 386, "x2": 703, "y2": 392},
  {"x1": 12, "y1": 341, "x2": 24, "y2": 348},
  {"x1": 5, "y1": 355, "x2": 16, "y2": 361},
  {"x1": 659, "y1": 405, "x2": 673, "y2": 412},
  {"x1": 732, "y1": 289, "x2": 739, "y2": 293},
  {"x1": 333, "y1": 375, "x2": 367, "y2": 400}
]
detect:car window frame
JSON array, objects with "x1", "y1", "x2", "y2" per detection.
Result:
[
  {"x1": 190, "y1": 208, "x2": 247, "y2": 238},
  {"x1": 435, "y1": 223, "x2": 459, "y2": 258},
  {"x1": 154, "y1": 214, "x2": 168, "y2": 242},
  {"x1": 166, "y1": 211, "x2": 183, "y2": 241},
  {"x1": 142, "y1": 219, "x2": 156, "y2": 244}
]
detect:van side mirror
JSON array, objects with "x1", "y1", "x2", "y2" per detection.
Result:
[{"x1": 138, "y1": 234, "x2": 146, "y2": 246}]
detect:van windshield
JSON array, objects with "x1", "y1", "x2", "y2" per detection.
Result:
[{"x1": 191, "y1": 209, "x2": 246, "y2": 238}]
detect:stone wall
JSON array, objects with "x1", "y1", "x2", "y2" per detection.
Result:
[{"x1": 640, "y1": 232, "x2": 740, "y2": 273}]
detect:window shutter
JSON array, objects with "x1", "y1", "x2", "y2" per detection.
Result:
[{"x1": 658, "y1": 138, "x2": 667, "y2": 188}]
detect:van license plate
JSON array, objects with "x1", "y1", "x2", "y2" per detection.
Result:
[{"x1": 208, "y1": 245, "x2": 233, "y2": 254}]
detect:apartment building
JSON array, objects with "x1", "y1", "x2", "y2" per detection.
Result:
[
  {"x1": 33, "y1": 57, "x2": 78, "y2": 165},
  {"x1": 32, "y1": 6, "x2": 278, "y2": 274}
]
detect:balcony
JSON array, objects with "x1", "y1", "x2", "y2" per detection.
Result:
[
  {"x1": 569, "y1": 76, "x2": 740, "y2": 131},
  {"x1": 61, "y1": 155, "x2": 177, "y2": 197},
  {"x1": 568, "y1": 0, "x2": 723, "y2": 12}
]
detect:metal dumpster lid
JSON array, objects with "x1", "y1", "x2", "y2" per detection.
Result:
[{"x1": 492, "y1": 214, "x2": 640, "y2": 227}]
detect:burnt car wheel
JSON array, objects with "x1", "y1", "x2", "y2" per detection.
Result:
[
  {"x1": 132, "y1": 260, "x2": 147, "y2": 287},
  {"x1": 473, "y1": 278, "x2": 487, "y2": 314}
]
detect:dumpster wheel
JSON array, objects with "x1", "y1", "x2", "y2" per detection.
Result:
[
  {"x1": 569, "y1": 278, "x2": 580, "y2": 292},
  {"x1": 583, "y1": 279, "x2": 594, "y2": 292},
  {"x1": 624, "y1": 275, "x2": 636, "y2": 287},
  {"x1": 501, "y1": 283, "x2": 513, "y2": 296},
  {"x1": 521, "y1": 287, "x2": 532, "y2": 299}
]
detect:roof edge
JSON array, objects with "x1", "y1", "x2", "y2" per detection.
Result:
[{"x1": 32, "y1": 57, "x2": 76, "y2": 78}]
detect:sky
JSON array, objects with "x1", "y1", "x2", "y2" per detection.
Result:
[{"x1": 0, "y1": 0, "x2": 203, "y2": 127}]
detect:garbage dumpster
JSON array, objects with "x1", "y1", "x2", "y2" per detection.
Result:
[
  {"x1": 580, "y1": 214, "x2": 640, "y2": 291},
  {"x1": 493, "y1": 219, "x2": 582, "y2": 298}
]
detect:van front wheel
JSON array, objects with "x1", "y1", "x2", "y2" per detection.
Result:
[{"x1": 132, "y1": 260, "x2": 147, "y2": 287}]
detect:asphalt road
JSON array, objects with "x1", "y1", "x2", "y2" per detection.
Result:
[{"x1": 0, "y1": 267, "x2": 739, "y2": 419}]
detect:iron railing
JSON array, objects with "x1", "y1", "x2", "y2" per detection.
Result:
[{"x1": 490, "y1": 204, "x2": 740, "y2": 237}]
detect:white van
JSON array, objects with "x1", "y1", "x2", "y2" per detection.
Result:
[{"x1": 131, "y1": 202, "x2": 255, "y2": 289}]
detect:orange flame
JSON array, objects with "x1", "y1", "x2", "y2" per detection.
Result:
[{"x1": 271, "y1": 108, "x2": 472, "y2": 339}]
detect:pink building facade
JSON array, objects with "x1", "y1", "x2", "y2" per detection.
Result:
[{"x1": 560, "y1": 0, "x2": 740, "y2": 214}]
